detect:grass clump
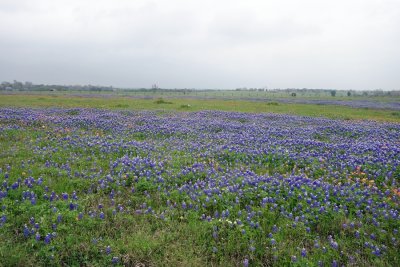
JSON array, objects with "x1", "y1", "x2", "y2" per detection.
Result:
[
  {"x1": 114, "y1": 104, "x2": 129, "y2": 108},
  {"x1": 266, "y1": 102, "x2": 279, "y2": 106},
  {"x1": 154, "y1": 98, "x2": 173, "y2": 104}
]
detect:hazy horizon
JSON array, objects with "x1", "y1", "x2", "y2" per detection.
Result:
[{"x1": 1, "y1": 0, "x2": 399, "y2": 90}]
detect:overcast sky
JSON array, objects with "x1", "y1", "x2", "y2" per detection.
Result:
[{"x1": 0, "y1": 0, "x2": 399, "y2": 90}]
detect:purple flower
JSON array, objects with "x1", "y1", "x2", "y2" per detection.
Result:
[
  {"x1": 111, "y1": 257, "x2": 119, "y2": 265},
  {"x1": 44, "y1": 233, "x2": 52, "y2": 244},
  {"x1": 331, "y1": 241, "x2": 338, "y2": 250},
  {"x1": 23, "y1": 225, "x2": 30, "y2": 237},
  {"x1": 69, "y1": 202, "x2": 76, "y2": 210},
  {"x1": 212, "y1": 231, "x2": 218, "y2": 239},
  {"x1": 0, "y1": 215, "x2": 6, "y2": 226},
  {"x1": 301, "y1": 248, "x2": 307, "y2": 257},
  {"x1": 62, "y1": 193, "x2": 68, "y2": 200},
  {"x1": 291, "y1": 255, "x2": 297, "y2": 262},
  {"x1": 373, "y1": 248, "x2": 381, "y2": 256},
  {"x1": 11, "y1": 182, "x2": 18, "y2": 190}
]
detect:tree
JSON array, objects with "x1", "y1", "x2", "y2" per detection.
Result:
[
  {"x1": 347, "y1": 91, "x2": 351, "y2": 97},
  {"x1": 291, "y1": 92, "x2": 297, "y2": 97},
  {"x1": 13, "y1": 80, "x2": 24, "y2": 90},
  {"x1": 330, "y1": 90, "x2": 336, "y2": 97}
]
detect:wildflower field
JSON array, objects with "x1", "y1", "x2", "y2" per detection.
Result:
[{"x1": 0, "y1": 107, "x2": 399, "y2": 266}]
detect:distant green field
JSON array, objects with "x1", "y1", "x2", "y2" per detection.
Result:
[
  {"x1": 0, "y1": 94, "x2": 399, "y2": 122},
  {"x1": 3, "y1": 89, "x2": 400, "y2": 101}
]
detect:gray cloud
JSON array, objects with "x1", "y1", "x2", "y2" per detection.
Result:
[{"x1": 0, "y1": 0, "x2": 399, "y2": 89}]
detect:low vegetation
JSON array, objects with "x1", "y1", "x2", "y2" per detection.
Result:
[{"x1": 0, "y1": 107, "x2": 399, "y2": 266}]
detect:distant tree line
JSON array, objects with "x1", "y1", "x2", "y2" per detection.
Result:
[
  {"x1": 0, "y1": 80, "x2": 114, "y2": 92},
  {"x1": 1, "y1": 80, "x2": 399, "y2": 97},
  {"x1": 236, "y1": 87, "x2": 399, "y2": 97}
]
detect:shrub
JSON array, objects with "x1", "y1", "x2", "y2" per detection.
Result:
[{"x1": 154, "y1": 98, "x2": 173, "y2": 104}]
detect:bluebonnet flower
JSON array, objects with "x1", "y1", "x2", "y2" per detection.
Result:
[
  {"x1": 69, "y1": 202, "x2": 76, "y2": 210},
  {"x1": 212, "y1": 231, "x2": 218, "y2": 239},
  {"x1": 372, "y1": 248, "x2": 381, "y2": 256},
  {"x1": 62, "y1": 193, "x2": 68, "y2": 200},
  {"x1": 111, "y1": 257, "x2": 119, "y2": 265},
  {"x1": 44, "y1": 233, "x2": 52, "y2": 244},
  {"x1": 23, "y1": 225, "x2": 30, "y2": 237},
  {"x1": 301, "y1": 248, "x2": 307, "y2": 257},
  {"x1": 0, "y1": 215, "x2": 6, "y2": 226},
  {"x1": 355, "y1": 231, "x2": 360, "y2": 238}
]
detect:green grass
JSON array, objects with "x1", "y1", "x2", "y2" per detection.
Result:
[
  {"x1": 5, "y1": 89, "x2": 400, "y2": 101},
  {"x1": 0, "y1": 94, "x2": 399, "y2": 122}
]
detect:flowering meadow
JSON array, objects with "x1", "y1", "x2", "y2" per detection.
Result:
[
  {"x1": 265, "y1": 99, "x2": 400, "y2": 111},
  {"x1": 0, "y1": 107, "x2": 399, "y2": 266}
]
